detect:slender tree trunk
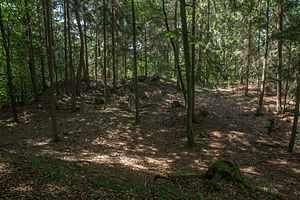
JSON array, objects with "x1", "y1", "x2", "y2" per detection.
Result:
[
  {"x1": 45, "y1": 0, "x2": 59, "y2": 142},
  {"x1": 0, "y1": 3, "x2": 18, "y2": 122},
  {"x1": 180, "y1": 0, "x2": 195, "y2": 147},
  {"x1": 174, "y1": 0, "x2": 180, "y2": 89},
  {"x1": 25, "y1": 0, "x2": 38, "y2": 102},
  {"x1": 205, "y1": 0, "x2": 211, "y2": 85},
  {"x1": 282, "y1": 43, "x2": 292, "y2": 114},
  {"x1": 277, "y1": 0, "x2": 283, "y2": 113},
  {"x1": 162, "y1": 0, "x2": 186, "y2": 103},
  {"x1": 84, "y1": 18, "x2": 90, "y2": 88},
  {"x1": 74, "y1": 0, "x2": 85, "y2": 97},
  {"x1": 256, "y1": 27, "x2": 261, "y2": 87},
  {"x1": 288, "y1": 54, "x2": 300, "y2": 153},
  {"x1": 38, "y1": 2, "x2": 47, "y2": 92},
  {"x1": 50, "y1": 16, "x2": 59, "y2": 95},
  {"x1": 95, "y1": 33, "x2": 98, "y2": 85},
  {"x1": 191, "y1": 0, "x2": 196, "y2": 120},
  {"x1": 144, "y1": 27, "x2": 148, "y2": 78},
  {"x1": 132, "y1": 0, "x2": 139, "y2": 123},
  {"x1": 103, "y1": 0, "x2": 108, "y2": 104},
  {"x1": 111, "y1": 0, "x2": 116, "y2": 90},
  {"x1": 66, "y1": 0, "x2": 76, "y2": 111},
  {"x1": 63, "y1": 0, "x2": 68, "y2": 93},
  {"x1": 245, "y1": 21, "x2": 252, "y2": 96},
  {"x1": 124, "y1": 49, "x2": 127, "y2": 79},
  {"x1": 257, "y1": 0, "x2": 270, "y2": 116}
]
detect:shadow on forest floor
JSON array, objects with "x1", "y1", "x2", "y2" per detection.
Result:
[{"x1": 0, "y1": 78, "x2": 299, "y2": 199}]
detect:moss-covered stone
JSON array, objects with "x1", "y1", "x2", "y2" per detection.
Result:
[{"x1": 205, "y1": 160, "x2": 248, "y2": 197}]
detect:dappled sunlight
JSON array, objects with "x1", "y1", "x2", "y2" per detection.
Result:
[{"x1": 241, "y1": 166, "x2": 260, "y2": 176}]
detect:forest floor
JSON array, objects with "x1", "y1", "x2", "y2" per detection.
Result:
[{"x1": 0, "y1": 77, "x2": 299, "y2": 200}]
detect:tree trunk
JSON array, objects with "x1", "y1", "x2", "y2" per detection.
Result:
[
  {"x1": 95, "y1": 32, "x2": 98, "y2": 85},
  {"x1": 45, "y1": 0, "x2": 59, "y2": 142},
  {"x1": 0, "y1": 3, "x2": 18, "y2": 122},
  {"x1": 111, "y1": 0, "x2": 116, "y2": 90},
  {"x1": 277, "y1": 0, "x2": 283, "y2": 113},
  {"x1": 257, "y1": 0, "x2": 270, "y2": 116},
  {"x1": 74, "y1": 0, "x2": 85, "y2": 97},
  {"x1": 180, "y1": 0, "x2": 195, "y2": 147},
  {"x1": 63, "y1": 0, "x2": 68, "y2": 93},
  {"x1": 206, "y1": 0, "x2": 210, "y2": 85},
  {"x1": 84, "y1": 18, "x2": 90, "y2": 88},
  {"x1": 103, "y1": 0, "x2": 108, "y2": 104},
  {"x1": 191, "y1": 0, "x2": 196, "y2": 120},
  {"x1": 66, "y1": 0, "x2": 76, "y2": 111},
  {"x1": 288, "y1": 55, "x2": 300, "y2": 153},
  {"x1": 245, "y1": 21, "x2": 252, "y2": 96},
  {"x1": 50, "y1": 16, "x2": 59, "y2": 95},
  {"x1": 144, "y1": 27, "x2": 148, "y2": 78},
  {"x1": 162, "y1": 0, "x2": 186, "y2": 103},
  {"x1": 25, "y1": 0, "x2": 38, "y2": 102},
  {"x1": 132, "y1": 0, "x2": 139, "y2": 123}
]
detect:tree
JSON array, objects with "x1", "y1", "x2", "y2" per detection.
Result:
[
  {"x1": 276, "y1": 0, "x2": 284, "y2": 113},
  {"x1": 0, "y1": 3, "x2": 18, "y2": 122},
  {"x1": 63, "y1": 0, "x2": 68, "y2": 93},
  {"x1": 103, "y1": 0, "x2": 108, "y2": 104},
  {"x1": 45, "y1": 0, "x2": 59, "y2": 142},
  {"x1": 74, "y1": 0, "x2": 85, "y2": 97},
  {"x1": 256, "y1": 0, "x2": 270, "y2": 116},
  {"x1": 132, "y1": 0, "x2": 139, "y2": 123},
  {"x1": 180, "y1": 0, "x2": 195, "y2": 147},
  {"x1": 25, "y1": 0, "x2": 38, "y2": 102}
]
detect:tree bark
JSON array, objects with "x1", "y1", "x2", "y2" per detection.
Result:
[
  {"x1": 277, "y1": 0, "x2": 283, "y2": 113},
  {"x1": 132, "y1": 0, "x2": 139, "y2": 123},
  {"x1": 191, "y1": 0, "x2": 196, "y2": 120},
  {"x1": 74, "y1": 0, "x2": 85, "y2": 97},
  {"x1": 63, "y1": 0, "x2": 68, "y2": 93},
  {"x1": 245, "y1": 21, "x2": 252, "y2": 96},
  {"x1": 84, "y1": 18, "x2": 90, "y2": 88},
  {"x1": 45, "y1": 0, "x2": 59, "y2": 142},
  {"x1": 288, "y1": 54, "x2": 300, "y2": 153},
  {"x1": 257, "y1": 0, "x2": 270, "y2": 116},
  {"x1": 0, "y1": 3, "x2": 18, "y2": 122},
  {"x1": 103, "y1": 0, "x2": 108, "y2": 104},
  {"x1": 206, "y1": 0, "x2": 211, "y2": 85},
  {"x1": 25, "y1": 0, "x2": 38, "y2": 102},
  {"x1": 162, "y1": 0, "x2": 186, "y2": 103},
  {"x1": 144, "y1": 27, "x2": 148, "y2": 78},
  {"x1": 95, "y1": 32, "x2": 98, "y2": 85},
  {"x1": 111, "y1": 0, "x2": 116, "y2": 90},
  {"x1": 180, "y1": 0, "x2": 195, "y2": 147}
]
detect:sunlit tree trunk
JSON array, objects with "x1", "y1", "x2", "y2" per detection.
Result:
[
  {"x1": 45, "y1": 0, "x2": 59, "y2": 142},
  {"x1": 144, "y1": 27, "x2": 148, "y2": 78},
  {"x1": 257, "y1": 0, "x2": 270, "y2": 116},
  {"x1": 205, "y1": 0, "x2": 211, "y2": 85},
  {"x1": 180, "y1": 0, "x2": 195, "y2": 147},
  {"x1": 0, "y1": 3, "x2": 18, "y2": 122},
  {"x1": 132, "y1": 0, "x2": 139, "y2": 123}
]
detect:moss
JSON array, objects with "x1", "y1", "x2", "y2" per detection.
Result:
[{"x1": 205, "y1": 160, "x2": 248, "y2": 197}]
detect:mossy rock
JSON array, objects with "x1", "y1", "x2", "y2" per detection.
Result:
[
  {"x1": 205, "y1": 160, "x2": 248, "y2": 197},
  {"x1": 95, "y1": 96, "x2": 105, "y2": 105}
]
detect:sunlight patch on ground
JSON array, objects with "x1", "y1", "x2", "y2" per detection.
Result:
[
  {"x1": 12, "y1": 185, "x2": 33, "y2": 193},
  {"x1": 211, "y1": 131, "x2": 223, "y2": 138},
  {"x1": 292, "y1": 168, "x2": 300, "y2": 174},
  {"x1": 119, "y1": 156, "x2": 147, "y2": 170},
  {"x1": 25, "y1": 139, "x2": 51, "y2": 147},
  {"x1": 241, "y1": 167, "x2": 260, "y2": 176}
]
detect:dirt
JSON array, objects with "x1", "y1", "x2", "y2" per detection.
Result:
[{"x1": 0, "y1": 78, "x2": 299, "y2": 199}]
